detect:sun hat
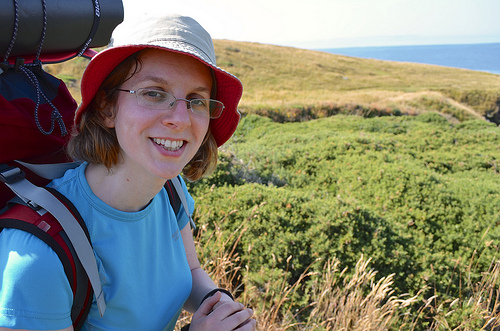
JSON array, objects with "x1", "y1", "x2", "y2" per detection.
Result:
[{"x1": 75, "y1": 14, "x2": 243, "y2": 147}]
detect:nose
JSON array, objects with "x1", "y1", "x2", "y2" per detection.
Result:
[{"x1": 161, "y1": 98, "x2": 191, "y2": 129}]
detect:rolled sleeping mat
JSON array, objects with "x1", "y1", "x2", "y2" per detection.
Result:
[{"x1": 0, "y1": 0, "x2": 124, "y2": 64}]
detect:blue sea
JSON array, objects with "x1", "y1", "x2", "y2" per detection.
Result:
[{"x1": 319, "y1": 43, "x2": 500, "y2": 75}]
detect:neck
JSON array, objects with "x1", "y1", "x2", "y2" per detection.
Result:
[{"x1": 85, "y1": 163, "x2": 165, "y2": 212}]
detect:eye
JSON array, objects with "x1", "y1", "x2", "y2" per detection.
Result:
[
  {"x1": 139, "y1": 89, "x2": 169, "y2": 103},
  {"x1": 190, "y1": 99, "x2": 208, "y2": 107}
]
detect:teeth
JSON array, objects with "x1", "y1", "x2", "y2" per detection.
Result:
[{"x1": 153, "y1": 138, "x2": 184, "y2": 151}]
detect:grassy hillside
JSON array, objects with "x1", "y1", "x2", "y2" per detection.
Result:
[
  {"x1": 214, "y1": 40, "x2": 500, "y2": 122},
  {"x1": 46, "y1": 40, "x2": 500, "y2": 123}
]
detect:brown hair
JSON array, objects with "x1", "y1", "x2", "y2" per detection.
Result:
[{"x1": 67, "y1": 50, "x2": 218, "y2": 181}]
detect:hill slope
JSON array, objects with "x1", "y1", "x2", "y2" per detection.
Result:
[
  {"x1": 46, "y1": 40, "x2": 500, "y2": 122},
  {"x1": 214, "y1": 40, "x2": 500, "y2": 122}
]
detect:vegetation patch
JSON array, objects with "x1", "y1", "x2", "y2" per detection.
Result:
[{"x1": 186, "y1": 114, "x2": 500, "y2": 330}]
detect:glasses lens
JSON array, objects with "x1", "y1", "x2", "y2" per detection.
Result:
[
  {"x1": 137, "y1": 89, "x2": 174, "y2": 109},
  {"x1": 190, "y1": 99, "x2": 224, "y2": 119},
  {"x1": 133, "y1": 89, "x2": 224, "y2": 119},
  {"x1": 209, "y1": 101, "x2": 224, "y2": 119}
]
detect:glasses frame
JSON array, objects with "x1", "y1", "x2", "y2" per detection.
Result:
[{"x1": 116, "y1": 88, "x2": 225, "y2": 119}]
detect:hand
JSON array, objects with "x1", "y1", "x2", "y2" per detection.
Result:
[{"x1": 189, "y1": 291, "x2": 257, "y2": 331}]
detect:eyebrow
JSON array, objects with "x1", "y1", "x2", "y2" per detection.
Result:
[
  {"x1": 142, "y1": 76, "x2": 169, "y2": 85},
  {"x1": 141, "y1": 75, "x2": 211, "y2": 94}
]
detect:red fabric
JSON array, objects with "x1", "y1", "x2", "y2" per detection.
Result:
[
  {"x1": 0, "y1": 81, "x2": 76, "y2": 163},
  {"x1": 3, "y1": 49, "x2": 98, "y2": 65},
  {"x1": 0, "y1": 73, "x2": 76, "y2": 207}
]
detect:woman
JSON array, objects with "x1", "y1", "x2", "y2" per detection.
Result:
[{"x1": 0, "y1": 14, "x2": 255, "y2": 330}]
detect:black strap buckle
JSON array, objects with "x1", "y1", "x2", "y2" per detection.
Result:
[{"x1": 0, "y1": 164, "x2": 26, "y2": 184}]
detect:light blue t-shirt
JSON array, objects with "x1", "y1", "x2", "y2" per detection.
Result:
[{"x1": 0, "y1": 163, "x2": 194, "y2": 330}]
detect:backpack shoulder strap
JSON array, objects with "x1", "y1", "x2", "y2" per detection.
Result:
[
  {"x1": 164, "y1": 176, "x2": 195, "y2": 229},
  {"x1": 164, "y1": 179, "x2": 181, "y2": 215},
  {"x1": 45, "y1": 187, "x2": 93, "y2": 330},
  {"x1": 15, "y1": 160, "x2": 81, "y2": 180}
]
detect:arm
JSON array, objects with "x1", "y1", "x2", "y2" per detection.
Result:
[
  {"x1": 181, "y1": 224, "x2": 234, "y2": 312},
  {"x1": 0, "y1": 229, "x2": 74, "y2": 330},
  {"x1": 180, "y1": 225, "x2": 256, "y2": 330}
]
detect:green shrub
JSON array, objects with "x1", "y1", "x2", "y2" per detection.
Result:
[
  {"x1": 416, "y1": 112, "x2": 450, "y2": 125},
  {"x1": 187, "y1": 114, "x2": 500, "y2": 327}
]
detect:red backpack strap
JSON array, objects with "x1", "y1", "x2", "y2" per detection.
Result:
[{"x1": 0, "y1": 190, "x2": 92, "y2": 330}]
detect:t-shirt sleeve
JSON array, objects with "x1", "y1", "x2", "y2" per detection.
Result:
[
  {"x1": 176, "y1": 176, "x2": 195, "y2": 230},
  {"x1": 0, "y1": 228, "x2": 73, "y2": 329}
]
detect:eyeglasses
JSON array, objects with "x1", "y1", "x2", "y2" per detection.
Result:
[{"x1": 116, "y1": 88, "x2": 224, "y2": 119}]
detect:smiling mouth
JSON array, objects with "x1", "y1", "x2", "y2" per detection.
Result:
[{"x1": 152, "y1": 138, "x2": 184, "y2": 151}]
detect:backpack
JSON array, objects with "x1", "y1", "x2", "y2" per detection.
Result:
[
  {"x1": 0, "y1": 0, "x2": 194, "y2": 329},
  {"x1": 0, "y1": 163, "x2": 193, "y2": 329}
]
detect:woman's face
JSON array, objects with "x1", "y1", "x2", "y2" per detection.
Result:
[{"x1": 104, "y1": 49, "x2": 212, "y2": 182}]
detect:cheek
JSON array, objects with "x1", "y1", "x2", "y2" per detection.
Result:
[
  {"x1": 113, "y1": 102, "x2": 148, "y2": 131},
  {"x1": 111, "y1": 107, "x2": 148, "y2": 147},
  {"x1": 196, "y1": 119, "x2": 210, "y2": 142}
]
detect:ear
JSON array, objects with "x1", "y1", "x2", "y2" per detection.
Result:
[
  {"x1": 95, "y1": 90, "x2": 116, "y2": 128},
  {"x1": 103, "y1": 111, "x2": 116, "y2": 128}
]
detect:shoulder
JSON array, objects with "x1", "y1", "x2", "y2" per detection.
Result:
[
  {"x1": 48, "y1": 162, "x2": 87, "y2": 190},
  {"x1": 0, "y1": 228, "x2": 71, "y2": 291},
  {"x1": 0, "y1": 229, "x2": 73, "y2": 328}
]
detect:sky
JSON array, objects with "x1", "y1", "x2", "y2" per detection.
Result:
[{"x1": 121, "y1": 0, "x2": 500, "y2": 49}]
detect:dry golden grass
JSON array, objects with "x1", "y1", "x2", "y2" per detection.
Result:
[
  {"x1": 175, "y1": 219, "x2": 500, "y2": 331},
  {"x1": 45, "y1": 40, "x2": 500, "y2": 121},
  {"x1": 213, "y1": 40, "x2": 500, "y2": 119},
  {"x1": 304, "y1": 257, "x2": 414, "y2": 331}
]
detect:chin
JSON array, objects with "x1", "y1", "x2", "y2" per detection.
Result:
[{"x1": 154, "y1": 166, "x2": 184, "y2": 181}]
